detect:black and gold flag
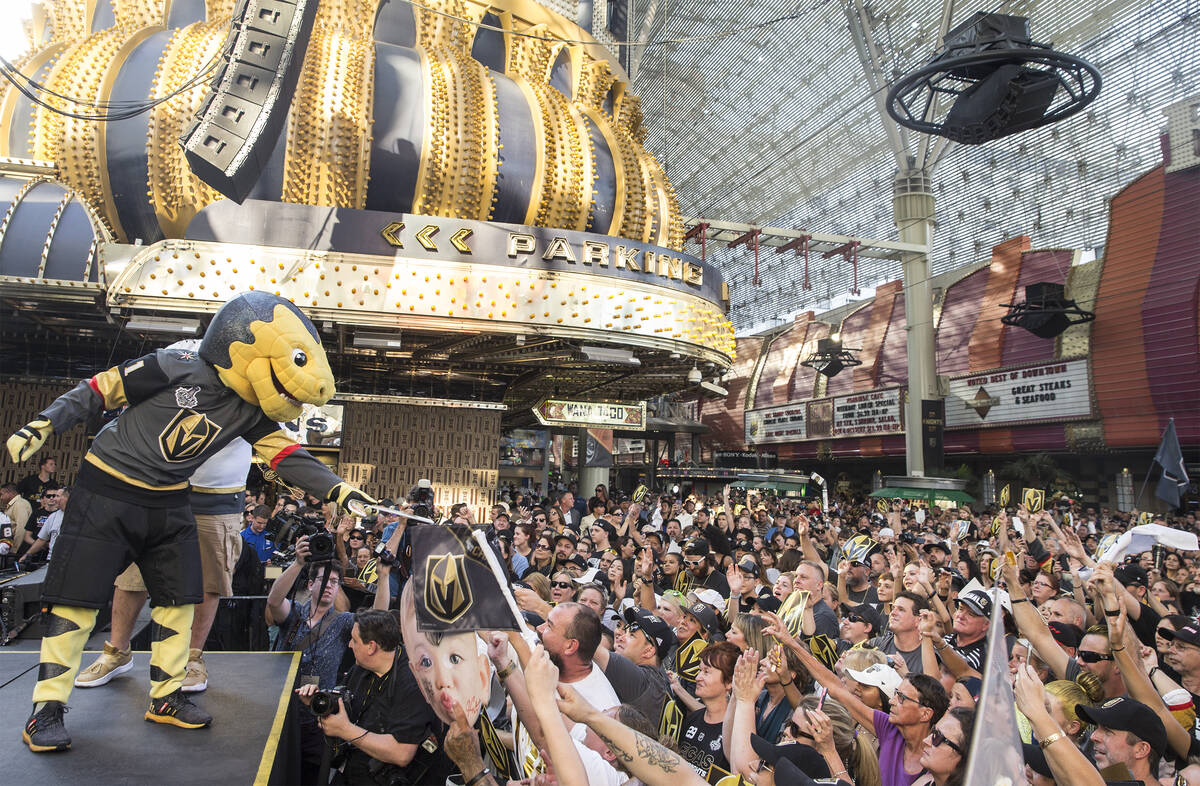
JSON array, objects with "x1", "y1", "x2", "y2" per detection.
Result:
[
  {"x1": 998, "y1": 484, "x2": 1010, "y2": 507},
  {"x1": 1022, "y1": 488, "x2": 1045, "y2": 513},
  {"x1": 410, "y1": 524, "x2": 521, "y2": 632}
]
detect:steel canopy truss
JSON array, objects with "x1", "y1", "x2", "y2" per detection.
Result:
[{"x1": 682, "y1": 217, "x2": 925, "y2": 310}]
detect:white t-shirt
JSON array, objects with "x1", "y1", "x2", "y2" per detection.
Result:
[
  {"x1": 574, "y1": 738, "x2": 626, "y2": 786},
  {"x1": 567, "y1": 664, "x2": 620, "y2": 742},
  {"x1": 39, "y1": 510, "x2": 64, "y2": 558}
]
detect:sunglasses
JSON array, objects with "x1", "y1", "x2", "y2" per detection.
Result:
[
  {"x1": 1077, "y1": 650, "x2": 1114, "y2": 663},
  {"x1": 684, "y1": 558, "x2": 705, "y2": 567},
  {"x1": 551, "y1": 581, "x2": 573, "y2": 590},
  {"x1": 930, "y1": 727, "x2": 963, "y2": 754},
  {"x1": 536, "y1": 543, "x2": 551, "y2": 550},
  {"x1": 893, "y1": 691, "x2": 923, "y2": 708},
  {"x1": 534, "y1": 516, "x2": 547, "y2": 521},
  {"x1": 845, "y1": 613, "x2": 868, "y2": 625}
]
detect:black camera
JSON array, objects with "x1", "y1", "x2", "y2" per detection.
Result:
[
  {"x1": 267, "y1": 511, "x2": 334, "y2": 563},
  {"x1": 408, "y1": 479, "x2": 435, "y2": 521},
  {"x1": 373, "y1": 543, "x2": 397, "y2": 567},
  {"x1": 310, "y1": 686, "x2": 354, "y2": 718},
  {"x1": 899, "y1": 531, "x2": 918, "y2": 545}
]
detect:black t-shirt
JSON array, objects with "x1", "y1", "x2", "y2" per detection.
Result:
[
  {"x1": 1128, "y1": 601, "x2": 1161, "y2": 648},
  {"x1": 342, "y1": 654, "x2": 452, "y2": 785},
  {"x1": 702, "y1": 568, "x2": 731, "y2": 598},
  {"x1": 17, "y1": 474, "x2": 53, "y2": 506},
  {"x1": 843, "y1": 583, "x2": 881, "y2": 611},
  {"x1": 678, "y1": 707, "x2": 728, "y2": 778}
]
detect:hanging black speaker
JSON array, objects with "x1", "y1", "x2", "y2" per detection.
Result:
[
  {"x1": 180, "y1": 0, "x2": 319, "y2": 202},
  {"x1": 801, "y1": 337, "x2": 862, "y2": 378},
  {"x1": 1000, "y1": 282, "x2": 1095, "y2": 339},
  {"x1": 886, "y1": 12, "x2": 1101, "y2": 145}
]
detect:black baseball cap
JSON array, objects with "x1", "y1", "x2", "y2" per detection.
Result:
[
  {"x1": 845, "y1": 603, "x2": 884, "y2": 635},
  {"x1": 682, "y1": 603, "x2": 722, "y2": 637},
  {"x1": 753, "y1": 595, "x2": 782, "y2": 614},
  {"x1": 1114, "y1": 564, "x2": 1149, "y2": 588},
  {"x1": 956, "y1": 588, "x2": 993, "y2": 618},
  {"x1": 1048, "y1": 621, "x2": 1083, "y2": 650},
  {"x1": 555, "y1": 530, "x2": 577, "y2": 545},
  {"x1": 750, "y1": 736, "x2": 830, "y2": 779},
  {"x1": 683, "y1": 537, "x2": 710, "y2": 556},
  {"x1": 1022, "y1": 742, "x2": 1053, "y2": 778},
  {"x1": 622, "y1": 607, "x2": 673, "y2": 660},
  {"x1": 737, "y1": 557, "x2": 760, "y2": 578},
  {"x1": 1076, "y1": 696, "x2": 1167, "y2": 755},
  {"x1": 1158, "y1": 622, "x2": 1200, "y2": 648}
]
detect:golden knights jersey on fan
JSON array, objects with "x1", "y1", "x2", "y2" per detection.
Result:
[{"x1": 39, "y1": 348, "x2": 342, "y2": 498}]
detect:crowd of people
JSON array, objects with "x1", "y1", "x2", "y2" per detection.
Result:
[{"x1": 5, "y1": 461, "x2": 1200, "y2": 786}]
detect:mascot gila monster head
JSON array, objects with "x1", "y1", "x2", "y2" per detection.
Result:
[{"x1": 199, "y1": 292, "x2": 334, "y2": 421}]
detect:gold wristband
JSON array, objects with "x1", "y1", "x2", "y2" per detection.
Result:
[
  {"x1": 1039, "y1": 732, "x2": 1065, "y2": 750},
  {"x1": 496, "y1": 661, "x2": 517, "y2": 681}
]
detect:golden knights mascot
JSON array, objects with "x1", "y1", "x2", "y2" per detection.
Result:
[{"x1": 6, "y1": 292, "x2": 376, "y2": 752}]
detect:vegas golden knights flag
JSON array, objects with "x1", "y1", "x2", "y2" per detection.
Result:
[{"x1": 410, "y1": 524, "x2": 521, "y2": 632}]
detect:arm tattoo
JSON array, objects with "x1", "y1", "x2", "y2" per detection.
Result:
[
  {"x1": 597, "y1": 731, "x2": 635, "y2": 764},
  {"x1": 634, "y1": 732, "x2": 679, "y2": 773}
]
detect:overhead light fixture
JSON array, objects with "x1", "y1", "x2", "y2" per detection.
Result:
[
  {"x1": 581, "y1": 345, "x2": 640, "y2": 366},
  {"x1": 687, "y1": 365, "x2": 702, "y2": 384},
  {"x1": 352, "y1": 331, "x2": 403, "y2": 350},
  {"x1": 125, "y1": 316, "x2": 201, "y2": 335},
  {"x1": 886, "y1": 12, "x2": 1101, "y2": 145},
  {"x1": 801, "y1": 337, "x2": 862, "y2": 378},
  {"x1": 1000, "y1": 282, "x2": 1094, "y2": 338}
]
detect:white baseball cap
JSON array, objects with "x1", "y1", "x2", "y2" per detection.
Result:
[
  {"x1": 690, "y1": 588, "x2": 726, "y2": 612},
  {"x1": 878, "y1": 527, "x2": 895, "y2": 538},
  {"x1": 844, "y1": 663, "x2": 902, "y2": 700}
]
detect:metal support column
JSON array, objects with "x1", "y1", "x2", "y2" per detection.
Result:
[{"x1": 894, "y1": 168, "x2": 938, "y2": 477}]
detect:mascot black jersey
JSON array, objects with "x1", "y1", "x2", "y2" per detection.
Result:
[{"x1": 41, "y1": 347, "x2": 339, "y2": 500}]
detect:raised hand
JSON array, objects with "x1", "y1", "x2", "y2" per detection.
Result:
[
  {"x1": 733, "y1": 648, "x2": 764, "y2": 702},
  {"x1": 524, "y1": 644, "x2": 560, "y2": 705},
  {"x1": 6, "y1": 418, "x2": 52, "y2": 463},
  {"x1": 806, "y1": 708, "x2": 836, "y2": 754}
]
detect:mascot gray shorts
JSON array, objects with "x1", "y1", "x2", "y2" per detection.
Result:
[{"x1": 42, "y1": 483, "x2": 204, "y2": 609}]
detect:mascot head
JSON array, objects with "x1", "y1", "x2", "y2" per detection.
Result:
[{"x1": 199, "y1": 292, "x2": 334, "y2": 421}]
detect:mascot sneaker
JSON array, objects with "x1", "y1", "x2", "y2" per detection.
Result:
[
  {"x1": 24, "y1": 702, "x2": 70, "y2": 752},
  {"x1": 145, "y1": 689, "x2": 212, "y2": 729},
  {"x1": 74, "y1": 642, "x2": 133, "y2": 687},
  {"x1": 181, "y1": 649, "x2": 208, "y2": 693}
]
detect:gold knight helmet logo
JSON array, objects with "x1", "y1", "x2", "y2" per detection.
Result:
[
  {"x1": 158, "y1": 408, "x2": 223, "y2": 462},
  {"x1": 425, "y1": 551, "x2": 473, "y2": 623}
]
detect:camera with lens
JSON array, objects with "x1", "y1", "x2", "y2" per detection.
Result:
[
  {"x1": 899, "y1": 531, "x2": 919, "y2": 545},
  {"x1": 310, "y1": 686, "x2": 354, "y2": 718},
  {"x1": 373, "y1": 542, "x2": 397, "y2": 567},
  {"x1": 267, "y1": 510, "x2": 335, "y2": 563},
  {"x1": 408, "y1": 479, "x2": 435, "y2": 521}
]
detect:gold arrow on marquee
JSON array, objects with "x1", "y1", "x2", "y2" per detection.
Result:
[
  {"x1": 450, "y1": 228, "x2": 473, "y2": 253},
  {"x1": 416, "y1": 225, "x2": 439, "y2": 251},
  {"x1": 381, "y1": 221, "x2": 404, "y2": 247}
]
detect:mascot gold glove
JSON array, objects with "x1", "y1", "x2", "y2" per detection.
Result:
[
  {"x1": 328, "y1": 482, "x2": 378, "y2": 518},
  {"x1": 7, "y1": 418, "x2": 52, "y2": 463}
]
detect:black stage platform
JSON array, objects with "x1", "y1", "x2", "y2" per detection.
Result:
[{"x1": 0, "y1": 650, "x2": 300, "y2": 784}]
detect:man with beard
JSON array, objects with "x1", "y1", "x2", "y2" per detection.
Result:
[
  {"x1": 536, "y1": 602, "x2": 619, "y2": 714},
  {"x1": 683, "y1": 538, "x2": 730, "y2": 597}
]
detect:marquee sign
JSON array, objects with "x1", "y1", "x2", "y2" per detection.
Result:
[
  {"x1": 832, "y1": 388, "x2": 904, "y2": 437},
  {"x1": 745, "y1": 402, "x2": 807, "y2": 444},
  {"x1": 745, "y1": 388, "x2": 904, "y2": 443},
  {"x1": 946, "y1": 358, "x2": 1091, "y2": 428},
  {"x1": 532, "y1": 399, "x2": 646, "y2": 430}
]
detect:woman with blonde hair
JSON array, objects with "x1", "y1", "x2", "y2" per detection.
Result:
[
  {"x1": 787, "y1": 696, "x2": 883, "y2": 786},
  {"x1": 1043, "y1": 679, "x2": 1091, "y2": 747}
]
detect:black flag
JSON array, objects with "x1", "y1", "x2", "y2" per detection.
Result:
[{"x1": 409, "y1": 524, "x2": 521, "y2": 633}]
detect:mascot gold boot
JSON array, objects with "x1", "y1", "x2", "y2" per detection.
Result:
[{"x1": 7, "y1": 292, "x2": 375, "y2": 752}]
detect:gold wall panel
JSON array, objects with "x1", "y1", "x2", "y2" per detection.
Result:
[
  {"x1": 0, "y1": 381, "x2": 91, "y2": 488},
  {"x1": 339, "y1": 401, "x2": 501, "y2": 518}
]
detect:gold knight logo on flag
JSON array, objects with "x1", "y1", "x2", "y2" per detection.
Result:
[
  {"x1": 410, "y1": 524, "x2": 520, "y2": 632},
  {"x1": 1022, "y1": 488, "x2": 1045, "y2": 513}
]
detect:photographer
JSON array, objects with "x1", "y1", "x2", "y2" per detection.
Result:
[
  {"x1": 267, "y1": 535, "x2": 357, "y2": 785},
  {"x1": 296, "y1": 610, "x2": 452, "y2": 785}
]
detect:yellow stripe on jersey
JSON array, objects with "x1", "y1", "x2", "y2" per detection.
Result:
[
  {"x1": 90, "y1": 366, "x2": 127, "y2": 409},
  {"x1": 85, "y1": 454, "x2": 189, "y2": 491},
  {"x1": 251, "y1": 429, "x2": 302, "y2": 471}
]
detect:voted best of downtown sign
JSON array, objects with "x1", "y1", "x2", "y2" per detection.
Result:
[
  {"x1": 533, "y1": 399, "x2": 647, "y2": 430},
  {"x1": 745, "y1": 358, "x2": 1093, "y2": 445}
]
